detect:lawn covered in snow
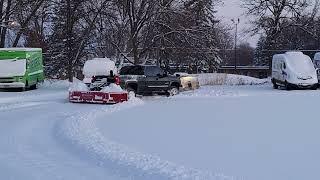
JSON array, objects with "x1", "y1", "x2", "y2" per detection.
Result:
[
  {"x1": 0, "y1": 75, "x2": 320, "y2": 180},
  {"x1": 96, "y1": 85, "x2": 320, "y2": 180}
]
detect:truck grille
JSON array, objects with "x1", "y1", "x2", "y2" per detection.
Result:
[{"x1": 0, "y1": 78, "x2": 15, "y2": 83}]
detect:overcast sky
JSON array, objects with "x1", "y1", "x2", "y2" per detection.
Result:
[{"x1": 216, "y1": 0, "x2": 260, "y2": 47}]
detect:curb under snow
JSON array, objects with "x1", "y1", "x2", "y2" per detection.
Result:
[{"x1": 56, "y1": 98, "x2": 238, "y2": 180}]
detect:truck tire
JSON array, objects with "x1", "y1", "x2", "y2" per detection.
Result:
[
  {"x1": 285, "y1": 81, "x2": 291, "y2": 91},
  {"x1": 168, "y1": 86, "x2": 179, "y2": 96},
  {"x1": 311, "y1": 84, "x2": 318, "y2": 90},
  {"x1": 30, "y1": 80, "x2": 38, "y2": 90},
  {"x1": 273, "y1": 82, "x2": 278, "y2": 89},
  {"x1": 127, "y1": 87, "x2": 136, "y2": 99},
  {"x1": 271, "y1": 79, "x2": 278, "y2": 89}
]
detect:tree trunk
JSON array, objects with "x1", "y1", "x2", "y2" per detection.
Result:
[
  {"x1": 0, "y1": 0, "x2": 4, "y2": 47},
  {"x1": 132, "y1": 37, "x2": 139, "y2": 64},
  {"x1": 0, "y1": 0, "x2": 11, "y2": 48},
  {"x1": 66, "y1": 0, "x2": 73, "y2": 82}
]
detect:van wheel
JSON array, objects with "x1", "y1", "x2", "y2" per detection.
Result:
[
  {"x1": 271, "y1": 79, "x2": 278, "y2": 89},
  {"x1": 273, "y1": 82, "x2": 278, "y2": 89},
  {"x1": 30, "y1": 79, "x2": 39, "y2": 90},
  {"x1": 311, "y1": 85, "x2": 318, "y2": 90},
  {"x1": 285, "y1": 81, "x2": 291, "y2": 91},
  {"x1": 30, "y1": 84, "x2": 37, "y2": 90}
]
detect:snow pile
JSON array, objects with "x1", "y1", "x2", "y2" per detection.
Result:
[
  {"x1": 57, "y1": 99, "x2": 235, "y2": 180},
  {"x1": 101, "y1": 83, "x2": 125, "y2": 93},
  {"x1": 197, "y1": 73, "x2": 269, "y2": 86},
  {"x1": 225, "y1": 74, "x2": 269, "y2": 86},
  {"x1": 83, "y1": 58, "x2": 117, "y2": 77},
  {"x1": 68, "y1": 81, "x2": 89, "y2": 92},
  {"x1": 40, "y1": 79, "x2": 71, "y2": 89}
]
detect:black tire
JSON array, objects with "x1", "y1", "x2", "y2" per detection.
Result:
[
  {"x1": 311, "y1": 85, "x2": 318, "y2": 90},
  {"x1": 30, "y1": 80, "x2": 38, "y2": 90},
  {"x1": 273, "y1": 82, "x2": 278, "y2": 89},
  {"x1": 167, "y1": 86, "x2": 179, "y2": 97},
  {"x1": 271, "y1": 79, "x2": 278, "y2": 89},
  {"x1": 285, "y1": 81, "x2": 291, "y2": 91},
  {"x1": 127, "y1": 87, "x2": 136, "y2": 99}
]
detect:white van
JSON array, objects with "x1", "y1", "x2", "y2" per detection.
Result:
[
  {"x1": 313, "y1": 52, "x2": 320, "y2": 81},
  {"x1": 271, "y1": 51, "x2": 318, "y2": 90}
]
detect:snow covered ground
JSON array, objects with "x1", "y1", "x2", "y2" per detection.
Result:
[{"x1": 1, "y1": 78, "x2": 320, "y2": 180}]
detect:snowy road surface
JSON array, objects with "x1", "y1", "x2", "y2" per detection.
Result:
[{"x1": 1, "y1": 81, "x2": 320, "y2": 180}]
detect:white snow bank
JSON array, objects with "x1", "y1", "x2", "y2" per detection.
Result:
[
  {"x1": 83, "y1": 58, "x2": 117, "y2": 77},
  {"x1": 101, "y1": 83, "x2": 125, "y2": 93},
  {"x1": 196, "y1": 73, "x2": 269, "y2": 86},
  {"x1": 40, "y1": 79, "x2": 72, "y2": 89},
  {"x1": 68, "y1": 81, "x2": 89, "y2": 92},
  {"x1": 56, "y1": 99, "x2": 235, "y2": 180}
]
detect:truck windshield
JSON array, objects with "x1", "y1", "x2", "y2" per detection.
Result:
[
  {"x1": 0, "y1": 59, "x2": 27, "y2": 77},
  {"x1": 287, "y1": 56, "x2": 315, "y2": 75},
  {"x1": 120, "y1": 66, "x2": 144, "y2": 75}
]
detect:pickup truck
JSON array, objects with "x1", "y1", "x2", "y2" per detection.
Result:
[{"x1": 119, "y1": 65, "x2": 181, "y2": 96}]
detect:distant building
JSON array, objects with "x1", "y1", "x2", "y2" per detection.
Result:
[{"x1": 218, "y1": 66, "x2": 269, "y2": 79}]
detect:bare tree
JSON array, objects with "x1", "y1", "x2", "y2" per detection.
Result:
[{"x1": 242, "y1": 0, "x2": 310, "y2": 67}]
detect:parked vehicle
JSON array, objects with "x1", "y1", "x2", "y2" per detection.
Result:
[
  {"x1": 313, "y1": 52, "x2": 320, "y2": 82},
  {"x1": 174, "y1": 72, "x2": 200, "y2": 91},
  {"x1": 271, "y1": 51, "x2": 318, "y2": 90},
  {"x1": 0, "y1": 48, "x2": 44, "y2": 90},
  {"x1": 119, "y1": 65, "x2": 181, "y2": 96}
]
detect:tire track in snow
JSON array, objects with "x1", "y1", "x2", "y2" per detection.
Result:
[
  {"x1": 56, "y1": 98, "x2": 238, "y2": 180},
  {"x1": 0, "y1": 101, "x2": 53, "y2": 112}
]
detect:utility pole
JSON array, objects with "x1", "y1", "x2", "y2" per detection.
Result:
[{"x1": 231, "y1": 18, "x2": 240, "y2": 74}]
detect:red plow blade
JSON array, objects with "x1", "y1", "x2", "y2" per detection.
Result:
[{"x1": 69, "y1": 91, "x2": 128, "y2": 104}]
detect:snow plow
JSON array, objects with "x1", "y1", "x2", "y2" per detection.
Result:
[{"x1": 69, "y1": 58, "x2": 128, "y2": 104}]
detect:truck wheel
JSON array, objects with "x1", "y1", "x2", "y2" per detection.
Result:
[
  {"x1": 127, "y1": 87, "x2": 136, "y2": 99},
  {"x1": 271, "y1": 79, "x2": 278, "y2": 89},
  {"x1": 30, "y1": 81, "x2": 38, "y2": 90},
  {"x1": 285, "y1": 81, "x2": 291, "y2": 91},
  {"x1": 273, "y1": 82, "x2": 278, "y2": 89},
  {"x1": 168, "y1": 86, "x2": 179, "y2": 96},
  {"x1": 311, "y1": 85, "x2": 318, "y2": 90}
]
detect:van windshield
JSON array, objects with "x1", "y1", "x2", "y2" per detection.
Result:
[
  {"x1": 286, "y1": 55, "x2": 315, "y2": 75},
  {"x1": 0, "y1": 59, "x2": 27, "y2": 77}
]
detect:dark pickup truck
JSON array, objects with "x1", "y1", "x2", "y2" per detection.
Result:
[{"x1": 119, "y1": 65, "x2": 181, "y2": 96}]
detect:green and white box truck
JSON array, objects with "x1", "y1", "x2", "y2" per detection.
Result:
[{"x1": 0, "y1": 48, "x2": 45, "y2": 90}]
